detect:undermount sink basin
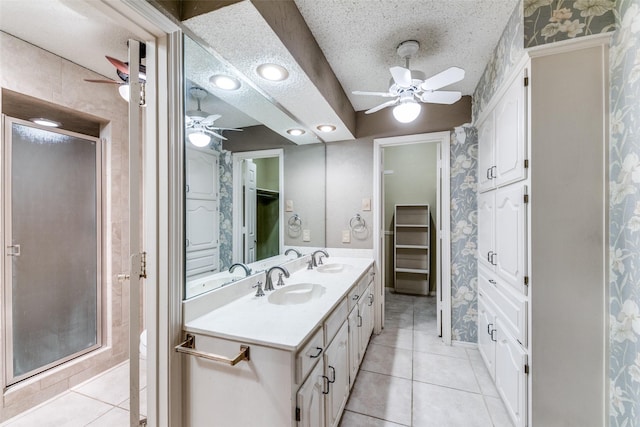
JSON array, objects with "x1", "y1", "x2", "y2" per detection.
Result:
[
  {"x1": 268, "y1": 283, "x2": 326, "y2": 305},
  {"x1": 316, "y1": 263, "x2": 350, "y2": 273}
]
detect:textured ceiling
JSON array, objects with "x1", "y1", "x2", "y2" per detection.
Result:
[{"x1": 294, "y1": 0, "x2": 519, "y2": 112}]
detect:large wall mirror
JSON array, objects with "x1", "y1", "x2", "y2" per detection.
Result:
[{"x1": 183, "y1": 34, "x2": 326, "y2": 299}]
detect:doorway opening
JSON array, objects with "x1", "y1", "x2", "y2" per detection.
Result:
[{"x1": 373, "y1": 131, "x2": 452, "y2": 344}]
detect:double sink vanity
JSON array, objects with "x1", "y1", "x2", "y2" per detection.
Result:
[{"x1": 179, "y1": 251, "x2": 376, "y2": 426}]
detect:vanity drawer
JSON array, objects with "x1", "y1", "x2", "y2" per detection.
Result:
[
  {"x1": 296, "y1": 327, "x2": 323, "y2": 384},
  {"x1": 324, "y1": 298, "x2": 348, "y2": 345}
]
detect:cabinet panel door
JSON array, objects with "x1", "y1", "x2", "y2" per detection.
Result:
[
  {"x1": 186, "y1": 149, "x2": 218, "y2": 200},
  {"x1": 297, "y1": 361, "x2": 325, "y2": 427},
  {"x1": 347, "y1": 308, "x2": 359, "y2": 389},
  {"x1": 494, "y1": 73, "x2": 527, "y2": 188},
  {"x1": 477, "y1": 191, "x2": 496, "y2": 272},
  {"x1": 185, "y1": 199, "x2": 219, "y2": 252},
  {"x1": 478, "y1": 110, "x2": 495, "y2": 193},
  {"x1": 495, "y1": 320, "x2": 528, "y2": 427},
  {"x1": 358, "y1": 287, "x2": 373, "y2": 358},
  {"x1": 477, "y1": 292, "x2": 496, "y2": 379},
  {"x1": 495, "y1": 185, "x2": 527, "y2": 294},
  {"x1": 325, "y1": 322, "x2": 349, "y2": 427}
]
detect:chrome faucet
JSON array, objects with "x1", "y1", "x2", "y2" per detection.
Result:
[
  {"x1": 310, "y1": 249, "x2": 329, "y2": 268},
  {"x1": 229, "y1": 263, "x2": 252, "y2": 277},
  {"x1": 265, "y1": 266, "x2": 290, "y2": 291},
  {"x1": 284, "y1": 248, "x2": 302, "y2": 258}
]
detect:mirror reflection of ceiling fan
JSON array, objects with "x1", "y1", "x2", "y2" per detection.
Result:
[
  {"x1": 185, "y1": 87, "x2": 242, "y2": 147},
  {"x1": 84, "y1": 44, "x2": 147, "y2": 103},
  {"x1": 352, "y1": 40, "x2": 465, "y2": 123}
]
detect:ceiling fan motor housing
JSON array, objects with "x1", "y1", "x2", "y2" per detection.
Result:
[{"x1": 396, "y1": 40, "x2": 420, "y2": 59}]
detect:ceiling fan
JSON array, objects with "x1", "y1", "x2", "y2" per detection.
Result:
[
  {"x1": 84, "y1": 55, "x2": 147, "y2": 102},
  {"x1": 352, "y1": 40, "x2": 465, "y2": 123},
  {"x1": 185, "y1": 87, "x2": 242, "y2": 147}
]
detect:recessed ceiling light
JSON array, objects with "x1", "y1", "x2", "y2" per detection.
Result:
[
  {"x1": 256, "y1": 63, "x2": 289, "y2": 81},
  {"x1": 316, "y1": 124, "x2": 336, "y2": 133},
  {"x1": 30, "y1": 118, "x2": 61, "y2": 128},
  {"x1": 209, "y1": 74, "x2": 241, "y2": 90},
  {"x1": 287, "y1": 128, "x2": 305, "y2": 136}
]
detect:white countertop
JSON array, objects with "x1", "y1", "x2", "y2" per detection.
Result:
[{"x1": 184, "y1": 257, "x2": 374, "y2": 351}]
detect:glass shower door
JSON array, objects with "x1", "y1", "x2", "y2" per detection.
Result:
[{"x1": 3, "y1": 117, "x2": 101, "y2": 384}]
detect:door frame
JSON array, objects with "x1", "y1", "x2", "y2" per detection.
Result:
[
  {"x1": 232, "y1": 149, "x2": 284, "y2": 264},
  {"x1": 373, "y1": 131, "x2": 452, "y2": 344}
]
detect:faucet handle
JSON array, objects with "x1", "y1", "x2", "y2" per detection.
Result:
[
  {"x1": 307, "y1": 259, "x2": 314, "y2": 270},
  {"x1": 277, "y1": 273, "x2": 286, "y2": 287},
  {"x1": 318, "y1": 255, "x2": 325, "y2": 265},
  {"x1": 252, "y1": 281, "x2": 265, "y2": 297}
]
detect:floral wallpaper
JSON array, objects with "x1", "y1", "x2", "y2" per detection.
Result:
[
  {"x1": 209, "y1": 139, "x2": 234, "y2": 270},
  {"x1": 609, "y1": 0, "x2": 640, "y2": 425},
  {"x1": 472, "y1": 1, "x2": 524, "y2": 122},
  {"x1": 524, "y1": 0, "x2": 616, "y2": 47},
  {"x1": 450, "y1": 126, "x2": 479, "y2": 343}
]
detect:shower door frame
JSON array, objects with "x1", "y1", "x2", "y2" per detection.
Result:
[{"x1": 1, "y1": 116, "x2": 103, "y2": 386}]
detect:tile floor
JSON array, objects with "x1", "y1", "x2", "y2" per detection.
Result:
[
  {"x1": 3, "y1": 290, "x2": 512, "y2": 427},
  {"x1": 339, "y1": 289, "x2": 514, "y2": 427},
  {"x1": 1, "y1": 359, "x2": 147, "y2": 427}
]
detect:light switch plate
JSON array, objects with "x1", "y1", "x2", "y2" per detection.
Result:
[
  {"x1": 342, "y1": 230, "x2": 351, "y2": 243},
  {"x1": 303, "y1": 229, "x2": 311, "y2": 242},
  {"x1": 362, "y1": 198, "x2": 371, "y2": 211},
  {"x1": 285, "y1": 200, "x2": 294, "y2": 212}
]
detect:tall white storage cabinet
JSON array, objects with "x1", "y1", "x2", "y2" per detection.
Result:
[
  {"x1": 476, "y1": 38, "x2": 608, "y2": 427},
  {"x1": 185, "y1": 147, "x2": 220, "y2": 277},
  {"x1": 394, "y1": 204, "x2": 430, "y2": 295}
]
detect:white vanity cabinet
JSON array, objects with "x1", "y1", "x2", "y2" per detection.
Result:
[
  {"x1": 476, "y1": 38, "x2": 608, "y2": 427},
  {"x1": 182, "y1": 259, "x2": 376, "y2": 427}
]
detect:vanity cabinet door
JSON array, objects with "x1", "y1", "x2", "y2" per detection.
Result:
[
  {"x1": 495, "y1": 319, "x2": 528, "y2": 427},
  {"x1": 347, "y1": 307, "x2": 359, "y2": 389},
  {"x1": 358, "y1": 285, "x2": 374, "y2": 358},
  {"x1": 297, "y1": 361, "x2": 325, "y2": 427},
  {"x1": 478, "y1": 292, "x2": 497, "y2": 379},
  {"x1": 478, "y1": 110, "x2": 496, "y2": 193},
  {"x1": 494, "y1": 184, "x2": 527, "y2": 294},
  {"x1": 478, "y1": 191, "x2": 495, "y2": 273},
  {"x1": 185, "y1": 148, "x2": 218, "y2": 200},
  {"x1": 324, "y1": 322, "x2": 349, "y2": 427}
]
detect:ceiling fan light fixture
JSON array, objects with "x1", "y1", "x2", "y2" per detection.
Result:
[
  {"x1": 287, "y1": 128, "x2": 305, "y2": 136},
  {"x1": 118, "y1": 84, "x2": 130, "y2": 101},
  {"x1": 30, "y1": 117, "x2": 61, "y2": 128},
  {"x1": 188, "y1": 130, "x2": 212, "y2": 147},
  {"x1": 257, "y1": 63, "x2": 289, "y2": 81},
  {"x1": 210, "y1": 74, "x2": 241, "y2": 91},
  {"x1": 392, "y1": 101, "x2": 421, "y2": 123},
  {"x1": 316, "y1": 124, "x2": 336, "y2": 133}
]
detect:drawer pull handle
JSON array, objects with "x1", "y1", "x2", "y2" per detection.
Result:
[
  {"x1": 368, "y1": 294, "x2": 374, "y2": 306},
  {"x1": 328, "y1": 365, "x2": 336, "y2": 383},
  {"x1": 357, "y1": 315, "x2": 362, "y2": 328},
  {"x1": 352, "y1": 294, "x2": 360, "y2": 301},
  {"x1": 487, "y1": 251, "x2": 493, "y2": 263},
  {"x1": 487, "y1": 323, "x2": 493, "y2": 335},
  {"x1": 309, "y1": 347, "x2": 323, "y2": 359},
  {"x1": 490, "y1": 329, "x2": 497, "y2": 342},
  {"x1": 175, "y1": 334, "x2": 250, "y2": 366},
  {"x1": 490, "y1": 253, "x2": 497, "y2": 266},
  {"x1": 322, "y1": 375, "x2": 330, "y2": 394},
  {"x1": 488, "y1": 279, "x2": 496, "y2": 285}
]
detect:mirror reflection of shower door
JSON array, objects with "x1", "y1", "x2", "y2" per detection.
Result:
[
  {"x1": 3, "y1": 117, "x2": 101, "y2": 385},
  {"x1": 243, "y1": 160, "x2": 257, "y2": 263}
]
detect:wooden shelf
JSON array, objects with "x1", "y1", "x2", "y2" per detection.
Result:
[
  {"x1": 394, "y1": 204, "x2": 430, "y2": 295},
  {"x1": 396, "y1": 268, "x2": 429, "y2": 274}
]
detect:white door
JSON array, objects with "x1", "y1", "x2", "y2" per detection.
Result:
[
  {"x1": 478, "y1": 110, "x2": 495, "y2": 193},
  {"x1": 477, "y1": 293, "x2": 496, "y2": 379},
  {"x1": 494, "y1": 71, "x2": 527, "y2": 188},
  {"x1": 477, "y1": 191, "x2": 496, "y2": 272},
  {"x1": 243, "y1": 159, "x2": 257, "y2": 263},
  {"x1": 324, "y1": 322, "x2": 349, "y2": 427},
  {"x1": 297, "y1": 361, "x2": 325, "y2": 427},
  {"x1": 495, "y1": 319, "x2": 528, "y2": 427},
  {"x1": 494, "y1": 184, "x2": 527, "y2": 294}
]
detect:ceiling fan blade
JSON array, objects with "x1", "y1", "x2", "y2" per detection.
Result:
[
  {"x1": 365, "y1": 99, "x2": 398, "y2": 114},
  {"x1": 352, "y1": 90, "x2": 395, "y2": 98},
  {"x1": 390, "y1": 66, "x2": 412, "y2": 88},
  {"x1": 211, "y1": 127, "x2": 243, "y2": 132},
  {"x1": 106, "y1": 55, "x2": 130, "y2": 75},
  {"x1": 205, "y1": 129, "x2": 227, "y2": 141},
  {"x1": 84, "y1": 79, "x2": 121, "y2": 85},
  {"x1": 202, "y1": 114, "x2": 222, "y2": 125},
  {"x1": 420, "y1": 67, "x2": 465, "y2": 91},
  {"x1": 420, "y1": 91, "x2": 462, "y2": 104}
]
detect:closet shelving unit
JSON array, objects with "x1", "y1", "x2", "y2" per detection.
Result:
[{"x1": 394, "y1": 204, "x2": 430, "y2": 295}]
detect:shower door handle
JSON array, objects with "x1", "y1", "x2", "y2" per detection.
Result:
[{"x1": 6, "y1": 244, "x2": 20, "y2": 256}]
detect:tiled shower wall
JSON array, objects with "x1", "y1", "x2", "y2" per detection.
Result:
[{"x1": 0, "y1": 32, "x2": 131, "y2": 421}]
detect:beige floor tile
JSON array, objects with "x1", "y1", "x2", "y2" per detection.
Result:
[
  {"x1": 371, "y1": 327, "x2": 413, "y2": 350},
  {"x1": 85, "y1": 407, "x2": 130, "y2": 427},
  {"x1": 345, "y1": 371, "x2": 412, "y2": 426},
  {"x1": 413, "y1": 352, "x2": 480, "y2": 393},
  {"x1": 360, "y1": 344, "x2": 412, "y2": 379},
  {"x1": 413, "y1": 330, "x2": 469, "y2": 359},
  {"x1": 3, "y1": 392, "x2": 112, "y2": 427},
  {"x1": 412, "y1": 381, "x2": 493, "y2": 427},
  {"x1": 470, "y1": 358, "x2": 500, "y2": 398},
  {"x1": 339, "y1": 410, "x2": 408, "y2": 426},
  {"x1": 118, "y1": 387, "x2": 148, "y2": 416},
  {"x1": 73, "y1": 363, "x2": 129, "y2": 406}
]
